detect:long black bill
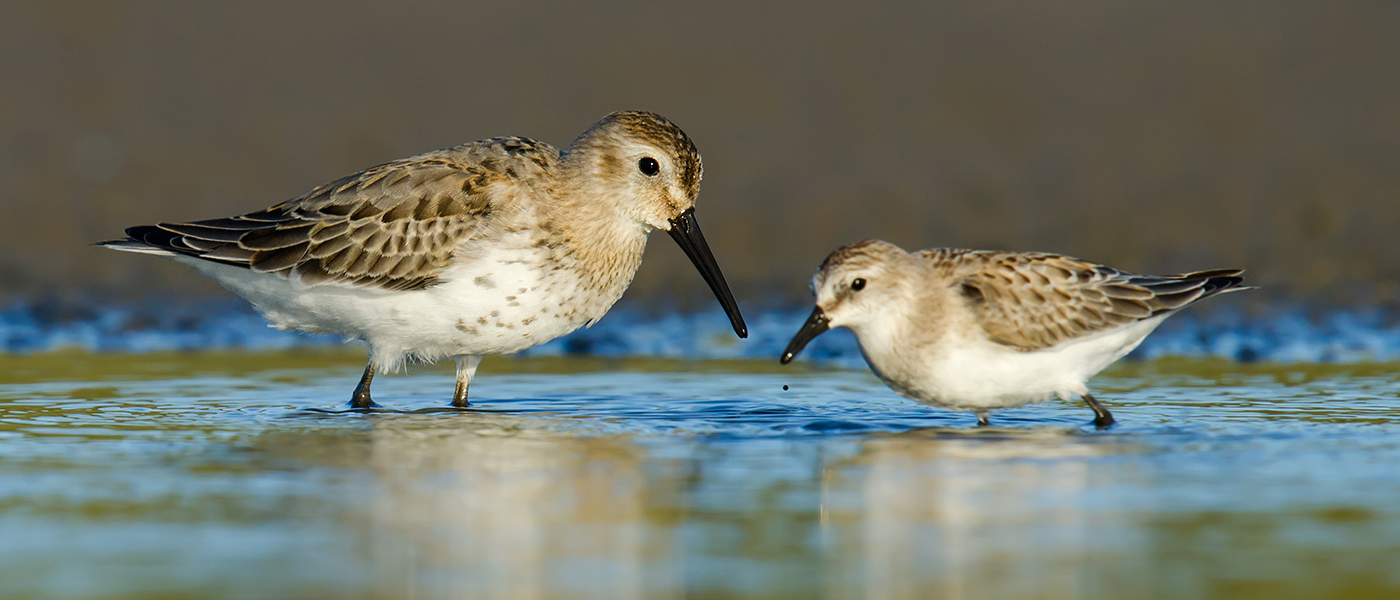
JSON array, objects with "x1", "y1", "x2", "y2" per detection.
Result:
[
  {"x1": 666, "y1": 208, "x2": 747, "y2": 338},
  {"x1": 780, "y1": 306, "x2": 830, "y2": 364}
]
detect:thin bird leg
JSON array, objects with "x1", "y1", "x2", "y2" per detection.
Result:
[
  {"x1": 1082, "y1": 392, "x2": 1115, "y2": 429},
  {"x1": 976, "y1": 412, "x2": 990, "y2": 427},
  {"x1": 351, "y1": 362, "x2": 377, "y2": 409},
  {"x1": 452, "y1": 355, "x2": 484, "y2": 408}
]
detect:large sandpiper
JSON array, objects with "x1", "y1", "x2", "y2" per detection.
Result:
[
  {"x1": 780, "y1": 240, "x2": 1248, "y2": 428},
  {"x1": 100, "y1": 111, "x2": 747, "y2": 409}
]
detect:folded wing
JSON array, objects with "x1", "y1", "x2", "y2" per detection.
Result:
[
  {"x1": 104, "y1": 145, "x2": 540, "y2": 291},
  {"x1": 932, "y1": 250, "x2": 1247, "y2": 351}
]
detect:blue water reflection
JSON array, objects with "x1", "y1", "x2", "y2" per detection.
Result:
[{"x1": 1, "y1": 361, "x2": 1398, "y2": 598}]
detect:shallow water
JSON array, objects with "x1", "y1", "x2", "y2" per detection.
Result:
[{"x1": 1, "y1": 351, "x2": 1398, "y2": 599}]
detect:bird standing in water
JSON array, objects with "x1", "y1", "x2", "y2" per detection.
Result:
[
  {"x1": 781, "y1": 240, "x2": 1247, "y2": 428},
  {"x1": 101, "y1": 111, "x2": 747, "y2": 409}
]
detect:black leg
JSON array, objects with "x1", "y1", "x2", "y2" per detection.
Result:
[
  {"x1": 1083, "y1": 392, "x2": 1114, "y2": 429},
  {"x1": 452, "y1": 376, "x2": 469, "y2": 408},
  {"x1": 452, "y1": 356, "x2": 482, "y2": 409},
  {"x1": 350, "y1": 363, "x2": 379, "y2": 409},
  {"x1": 976, "y1": 412, "x2": 990, "y2": 427}
]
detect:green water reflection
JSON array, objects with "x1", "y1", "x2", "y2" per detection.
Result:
[{"x1": 1, "y1": 351, "x2": 1398, "y2": 599}]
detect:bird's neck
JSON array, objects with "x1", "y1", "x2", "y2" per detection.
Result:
[
  {"x1": 551, "y1": 186, "x2": 650, "y2": 297},
  {"x1": 852, "y1": 283, "x2": 957, "y2": 376},
  {"x1": 851, "y1": 309, "x2": 914, "y2": 373}
]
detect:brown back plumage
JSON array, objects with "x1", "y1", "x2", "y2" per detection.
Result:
[
  {"x1": 108, "y1": 137, "x2": 557, "y2": 291},
  {"x1": 920, "y1": 249, "x2": 1249, "y2": 351}
]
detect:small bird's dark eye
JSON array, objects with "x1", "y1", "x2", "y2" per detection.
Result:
[
  {"x1": 638, "y1": 157, "x2": 660, "y2": 176},
  {"x1": 851, "y1": 278, "x2": 867, "y2": 291}
]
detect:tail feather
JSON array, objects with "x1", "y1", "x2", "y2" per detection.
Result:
[
  {"x1": 1184, "y1": 269, "x2": 1251, "y2": 299},
  {"x1": 1122, "y1": 268, "x2": 1251, "y2": 316},
  {"x1": 94, "y1": 238, "x2": 178, "y2": 257},
  {"x1": 97, "y1": 224, "x2": 244, "y2": 265}
]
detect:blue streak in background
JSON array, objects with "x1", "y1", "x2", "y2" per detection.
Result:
[{"x1": 2, "y1": 298, "x2": 1399, "y2": 364}]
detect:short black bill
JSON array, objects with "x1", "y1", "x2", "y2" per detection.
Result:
[
  {"x1": 667, "y1": 208, "x2": 748, "y2": 338},
  {"x1": 780, "y1": 306, "x2": 830, "y2": 364}
]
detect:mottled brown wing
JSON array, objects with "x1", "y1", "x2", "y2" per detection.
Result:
[
  {"x1": 935, "y1": 250, "x2": 1246, "y2": 351},
  {"x1": 119, "y1": 141, "x2": 548, "y2": 291}
]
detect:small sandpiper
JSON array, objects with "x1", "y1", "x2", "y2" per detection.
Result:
[
  {"x1": 100, "y1": 111, "x2": 748, "y2": 409},
  {"x1": 780, "y1": 240, "x2": 1248, "y2": 428}
]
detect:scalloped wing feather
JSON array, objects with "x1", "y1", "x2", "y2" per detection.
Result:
[
  {"x1": 113, "y1": 138, "x2": 558, "y2": 291},
  {"x1": 927, "y1": 250, "x2": 1247, "y2": 351}
]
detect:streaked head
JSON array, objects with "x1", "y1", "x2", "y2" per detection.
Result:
[
  {"x1": 565, "y1": 110, "x2": 703, "y2": 230},
  {"x1": 565, "y1": 111, "x2": 746, "y2": 338},
  {"x1": 781, "y1": 240, "x2": 913, "y2": 364}
]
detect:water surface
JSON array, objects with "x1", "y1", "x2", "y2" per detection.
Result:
[{"x1": 1, "y1": 351, "x2": 1398, "y2": 599}]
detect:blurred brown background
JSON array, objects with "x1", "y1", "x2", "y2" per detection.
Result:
[{"x1": 2, "y1": 0, "x2": 1398, "y2": 308}]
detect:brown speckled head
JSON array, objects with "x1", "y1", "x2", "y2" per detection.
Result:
[
  {"x1": 584, "y1": 111, "x2": 701, "y2": 196},
  {"x1": 562, "y1": 111, "x2": 704, "y2": 222},
  {"x1": 817, "y1": 239, "x2": 905, "y2": 275},
  {"x1": 808, "y1": 240, "x2": 915, "y2": 319}
]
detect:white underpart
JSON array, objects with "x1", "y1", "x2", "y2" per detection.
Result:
[
  {"x1": 857, "y1": 315, "x2": 1168, "y2": 411},
  {"x1": 173, "y1": 235, "x2": 613, "y2": 372}
]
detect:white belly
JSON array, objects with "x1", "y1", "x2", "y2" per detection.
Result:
[
  {"x1": 179, "y1": 244, "x2": 618, "y2": 371},
  {"x1": 865, "y1": 315, "x2": 1168, "y2": 411}
]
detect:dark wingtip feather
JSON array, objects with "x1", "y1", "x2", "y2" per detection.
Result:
[
  {"x1": 95, "y1": 233, "x2": 184, "y2": 257},
  {"x1": 124, "y1": 224, "x2": 161, "y2": 240},
  {"x1": 99, "y1": 224, "x2": 244, "y2": 263},
  {"x1": 159, "y1": 222, "x2": 248, "y2": 242},
  {"x1": 1129, "y1": 268, "x2": 1251, "y2": 317},
  {"x1": 1180, "y1": 268, "x2": 1246, "y2": 279},
  {"x1": 1201, "y1": 276, "x2": 1244, "y2": 294},
  {"x1": 94, "y1": 238, "x2": 147, "y2": 250},
  {"x1": 1189, "y1": 271, "x2": 1252, "y2": 304},
  {"x1": 135, "y1": 225, "x2": 184, "y2": 250}
]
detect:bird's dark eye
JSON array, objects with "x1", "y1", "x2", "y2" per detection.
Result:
[
  {"x1": 851, "y1": 278, "x2": 867, "y2": 291},
  {"x1": 638, "y1": 157, "x2": 660, "y2": 176}
]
